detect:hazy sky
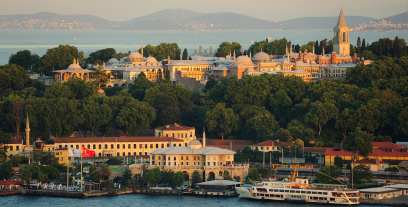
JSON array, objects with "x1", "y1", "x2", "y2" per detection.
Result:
[{"x1": 1, "y1": 0, "x2": 407, "y2": 22}]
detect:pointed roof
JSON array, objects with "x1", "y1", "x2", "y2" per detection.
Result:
[{"x1": 336, "y1": 7, "x2": 348, "y2": 28}]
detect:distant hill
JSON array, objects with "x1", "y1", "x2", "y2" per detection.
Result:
[
  {"x1": 0, "y1": 12, "x2": 118, "y2": 30},
  {"x1": 0, "y1": 10, "x2": 405, "y2": 31},
  {"x1": 278, "y1": 16, "x2": 377, "y2": 30}
]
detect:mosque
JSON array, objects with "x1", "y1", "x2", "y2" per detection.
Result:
[{"x1": 46, "y1": 8, "x2": 370, "y2": 91}]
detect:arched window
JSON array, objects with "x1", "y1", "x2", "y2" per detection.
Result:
[{"x1": 343, "y1": 32, "x2": 346, "y2": 42}]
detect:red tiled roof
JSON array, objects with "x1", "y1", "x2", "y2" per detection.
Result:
[
  {"x1": 324, "y1": 148, "x2": 408, "y2": 157},
  {"x1": 372, "y1": 142, "x2": 403, "y2": 150},
  {"x1": 155, "y1": 124, "x2": 194, "y2": 131},
  {"x1": 205, "y1": 139, "x2": 255, "y2": 146},
  {"x1": 55, "y1": 137, "x2": 184, "y2": 143},
  {"x1": 254, "y1": 140, "x2": 287, "y2": 147},
  {"x1": 10, "y1": 138, "x2": 22, "y2": 144},
  {"x1": 206, "y1": 144, "x2": 248, "y2": 151},
  {"x1": 0, "y1": 180, "x2": 23, "y2": 185},
  {"x1": 300, "y1": 147, "x2": 334, "y2": 154},
  {"x1": 354, "y1": 158, "x2": 385, "y2": 165}
]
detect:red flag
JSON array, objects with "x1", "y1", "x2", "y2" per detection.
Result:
[{"x1": 82, "y1": 146, "x2": 96, "y2": 157}]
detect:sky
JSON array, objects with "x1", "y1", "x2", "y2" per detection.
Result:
[{"x1": 0, "y1": 0, "x2": 407, "y2": 22}]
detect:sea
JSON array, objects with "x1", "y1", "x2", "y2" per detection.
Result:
[
  {"x1": 0, "y1": 29, "x2": 408, "y2": 65},
  {"x1": 1, "y1": 194, "x2": 393, "y2": 207}
]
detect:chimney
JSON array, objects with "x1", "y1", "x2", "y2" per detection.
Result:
[
  {"x1": 168, "y1": 56, "x2": 171, "y2": 64},
  {"x1": 249, "y1": 51, "x2": 252, "y2": 59},
  {"x1": 299, "y1": 51, "x2": 303, "y2": 62},
  {"x1": 241, "y1": 45, "x2": 244, "y2": 53},
  {"x1": 203, "y1": 127, "x2": 206, "y2": 148},
  {"x1": 103, "y1": 61, "x2": 105, "y2": 68},
  {"x1": 353, "y1": 53, "x2": 357, "y2": 63},
  {"x1": 331, "y1": 52, "x2": 337, "y2": 64},
  {"x1": 210, "y1": 46, "x2": 213, "y2": 54},
  {"x1": 25, "y1": 114, "x2": 30, "y2": 147},
  {"x1": 199, "y1": 46, "x2": 202, "y2": 54},
  {"x1": 141, "y1": 40, "x2": 143, "y2": 57}
]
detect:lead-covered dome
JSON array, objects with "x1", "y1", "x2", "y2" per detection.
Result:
[
  {"x1": 188, "y1": 139, "x2": 202, "y2": 150},
  {"x1": 235, "y1": 55, "x2": 253, "y2": 65},
  {"x1": 108, "y1": 58, "x2": 118, "y2": 63},
  {"x1": 145, "y1": 56, "x2": 158, "y2": 63},
  {"x1": 129, "y1": 51, "x2": 143, "y2": 62},
  {"x1": 252, "y1": 52, "x2": 270, "y2": 61},
  {"x1": 67, "y1": 63, "x2": 82, "y2": 70}
]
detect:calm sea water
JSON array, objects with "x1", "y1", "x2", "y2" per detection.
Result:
[
  {"x1": 0, "y1": 29, "x2": 408, "y2": 65},
  {"x1": 0, "y1": 194, "x2": 392, "y2": 207}
]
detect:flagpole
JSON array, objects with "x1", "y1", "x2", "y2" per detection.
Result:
[
  {"x1": 81, "y1": 148, "x2": 83, "y2": 192},
  {"x1": 67, "y1": 148, "x2": 69, "y2": 192}
]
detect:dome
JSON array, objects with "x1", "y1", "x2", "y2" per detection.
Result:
[
  {"x1": 129, "y1": 51, "x2": 143, "y2": 62},
  {"x1": 145, "y1": 56, "x2": 158, "y2": 63},
  {"x1": 235, "y1": 55, "x2": 253, "y2": 65},
  {"x1": 67, "y1": 63, "x2": 82, "y2": 70},
  {"x1": 108, "y1": 58, "x2": 118, "y2": 63},
  {"x1": 188, "y1": 139, "x2": 202, "y2": 150},
  {"x1": 252, "y1": 52, "x2": 270, "y2": 61}
]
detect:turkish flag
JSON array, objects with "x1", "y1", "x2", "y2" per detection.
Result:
[{"x1": 82, "y1": 146, "x2": 96, "y2": 157}]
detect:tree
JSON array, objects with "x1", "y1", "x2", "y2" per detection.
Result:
[
  {"x1": 8, "y1": 50, "x2": 41, "y2": 72},
  {"x1": 191, "y1": 170, "x2": 202, "y2": 188},
  {"x1": 145, "y1": 167, "x2": 162, "y2": 187},
  {"x1": 0, "y1": 64, "x2": 31, "y2": 91},
  {"x1": 246, "y1": 113, "x2": 278, "y2": 141},
  {"x1": 247, "y1": 168, "x2": 260, "y2": 182},
  {"x1": 205, "y1": 103, "x2": 239, "y2": 140},
  {"x1": 104, "y1": 179, "x2": 115, "y2": 191},
  {"x1": 182, "y1": 48, "x2": 188, "y2": 60},
  {"x1": 315, "y1": 165, "x2": 342, "y2": 184},
  {"x1": 334, "y1": 156, "x2": 343, "y2": 168},
  {"x1": 351, "y1": 164, "x2": 372, "y2": 184},
  {"x1": 0, "y1": 160, "x2": 12, "y2": 180},
  {"x1": 89, "y1": 164, "x2": 97, "y2": 174},
  {"x1": 215, "y1": 42, "x2": 242, "y2": 57},
  {"x1": 106, "y1": 157, "x2": 120, "y2": 165},
  {"x1": 305, "y1": 101, "x2": 339, "y2": 136},
  {"x1": 40, "y1": 45, "x2": 84, "y2": 75},
  {"x1": 223, "y1": 170, "x2": 233, "y2": 181},
  {"x1": 97, "y1": 163, "x2": 111, "y2": 180},
  {"x1": 357, "y1": 37, "x2": 361, "y2": 54},
  {"x1": 342, "y1": 128, "x2": 374, "y2": 158},
  {"x1": 116, "y1": 99, "x2": 156, "y2": 136},
  {"x1": 287, "y1": 119, "x2": 315, "y2": 145},
  {"x1": 10, "y1": 99, "x2": 25, "y2": 140},
  {"x1": 122, "y1": 169, "x2": 133, "y2": 187},
  {"x1": 160, "y1": 106, "x2": 181, "y2": 125},
  {"x1": 165, "y1": 70, "x2": 170, "y2": 80},
  {"x1": 273, "y1": 128, "x2": 293, "y2": 143},
  {"x1": 19, "y1": 165, "x2": 44, "y2": 185},
  {"x1": 173, "y1": 171, "x2": 185, "y2": 188},
  {"x1": 161, "y1": 169, "x2": 175, "y2": 187},
  {"x1": 91, "y1": 66, "x2": 109, "y2": 87},
  {"x1": 86, "y1": 48, "x2": 117, "y2": 65}
]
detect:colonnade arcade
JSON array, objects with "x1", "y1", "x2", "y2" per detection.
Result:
[{"x1": 54, "y1": 72, "x2": 91, "y2": 82}]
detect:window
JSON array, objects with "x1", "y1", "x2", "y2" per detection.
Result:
[
  {"x1": 117, "y1": 152, "x2": 120, "y2": 156},
  {"x1": 99, "y1": 144, "x2": 101, "y2": 149},
  {"x1": 190, "y1": 132, "x2": 192, "y2": 137},
  {"x1": 98, "y1": 153, "x2": 101, "y2": 157},
  {"x1": 172, "y1": 133, "x2": 175, "y2": 137},
  {"x1": 76, "y1": 145, "x2": 79, "y2": 149},
  {"x1": 181, "y1": 156, "x2": 184, "y2": 160},
  {"x1": 198, "y1": 162, "x2": 200, "y2": 165},
  {"x1": 198, "y1": 157, "x2": 200, "y2": 161},
  {"x1": 213, "y1": 162, "x2": 216, "y2": 166},
  {"x1": 111, "y1": 144, "x2": 114, "y2": 149},
  {"x1": 174, "y1": 157, "x2": 176, "y2": 161},
  {"x1": 261, "y1": 147, "x2": 263, "y2": 150},
  {"x1": 158, "y1": 162, "x2": 161, "y2": 165},
  {"x1": 168, "y1": 157, "x2": 170, "y2": 161},
  {"x1": 174, "y1": 162, "x2": 176, "y2": 166},
  {"x1": 123, "y1": 152, "x2": 125, "y2": 156},
  {"x1": 194, "y1": 162, "x2": 196, "y2": 165},
  {"x1": 128, "y1": 144, "x2": 131, "y2": 149},
  {"x1": 145, "y1": 144, "x2": 147, "y2": 149},
  {"x1": 71, "y1": 145, "x2": 73, "y2": 148},
  {"x1": 179, "y1": 144, "x2": 181, "y2": 147},
  {"x1": 173, "y1": 144, "x2": 176, "y2": 147},
  {"x1": 145, "y1": 152, "x2": 147, "y2": 155},
  {"x1": 10, "y1": 146, "x2": 13, "y2": 151},
  {"x1": 220, "y1": 162, "x2": 222, "y2": 165},
  {"x1": 150, "y1": 144, "x2": 153, "y2": 149},
  {"x1": 134, "y1": 152, "x2": 136, "y2": 155},
  {"x1": 65, "y1": 145, "x2": 67, "y2": 148},
  {"x1": 139, "y1": 152, "x2": 142, "y2": 155},
  {"x1": 186, "y1": 156, "x2": 189, "y2": 160},
  {"x1": 123, "y1": 144, "x2": 125, "y2": 149},
  {"x1": 181, "y1": 162, "x2": 184, "y2": 166},
  {"x1": 16, "y1": 146, "x2": 19, "y2": 151},
  {"x1": 128, "y1": 152, "x2": 131, "y2": 156},
  {"x1": 186, "y1": 162, "x2": 189, "y2": 166},
  {"x1": 167, "y1": 144, "x2": 169, "y2": 147},
  {"x1": 208, "y1": 162, "x2": 210, "y2": 166},
  {"x1": 87, "y1": 144, "x2": 90, "y2": 149},
  {"x1": 105, "y1": 144, "x2": 107, "y2": 149},
  {"x1": 134, "y1": 144, "x2": 137, "y2": 149},
  {"x1": 139, "y1": 144, "x2": 142, "y2": 149},
  {"x1": 59, "y1": 145, "x2": 62, "y2": 148},
  {"x1": 156, "y1": 144, "x2": 158, "y2": 148},
  {"x1": 161, "y1": 144, "x2": 164, "y2": 148},
  {"x1": 117, "y1": 144, "x2": 120, "y2": 149},
  {"x1": 194, "y1": 156, "x2": 196, "y2": 161}
]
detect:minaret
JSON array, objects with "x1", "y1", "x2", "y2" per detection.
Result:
[
  {"x1": 103, "y1": 61, "x2": 105, "y2": 68},
  {"x1": 25, "y1": 114, "x2": 30, "y2": 147},
  {"x1": 141, "y1": 40, "x2": 143, "y2": 57},
  {"x1": 125, "y1": 63, "x2": 128, "y2": 71},
  {"x1": 313, "y1": 45, "x2": 315, "y2": 55},
  {"x1": 249, "y1": 51, "x2": 252, "y2": 59},
  {"x1": 203, "y1": 127, "x2": 206, "y2": 148}
]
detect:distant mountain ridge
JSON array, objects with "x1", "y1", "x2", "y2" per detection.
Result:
[
  {"x1": 1, "y1": 9, "x2": 404, "y2": 31},
  {"x1": 352, "y1": 12, "x2": 408, "y2": 31}
]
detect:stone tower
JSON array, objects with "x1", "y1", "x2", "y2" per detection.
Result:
[{"x1": 333, "y1": 8, "x2": 350, "y2": 56}]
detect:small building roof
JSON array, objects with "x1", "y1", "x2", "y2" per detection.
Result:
[
  {"x1": 196, "y1": 180, "x2": 240, "y2": 186},
  {"x1": 384, "y1": 184, "x2": 408, "y2": 190},
  {"x1": 359, "y1": 187, "x2": 399, "y2": 193},
  {"x1": 254, "y1": 140, "x2": 287, "y2": 147},
  {"x1": 150, "y1": 146, "x2": 235, "y2": 155},
  {"x1": 155, "y1": 123, "x2": 194, "y2": 131}
]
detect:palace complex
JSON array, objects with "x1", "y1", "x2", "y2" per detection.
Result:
[{"x1": 32, "y1": 8, "x2": 371, "y2": 93}]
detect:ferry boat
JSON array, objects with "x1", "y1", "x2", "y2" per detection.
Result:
[{"x1": 236, "y1": 168, "x2": 360, "y2": 205}]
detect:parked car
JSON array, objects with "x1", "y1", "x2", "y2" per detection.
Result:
[{"x1": 377, "y1": 181, "x2": 387, "y2": 185}]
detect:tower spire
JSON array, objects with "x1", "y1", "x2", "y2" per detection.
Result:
[{"x1": 336, "y1": 7, "x2": 348, "y2": 28}]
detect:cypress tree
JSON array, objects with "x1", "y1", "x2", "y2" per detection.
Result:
[
  {"x1": 165, "y1": 70, "x2": 170, "y2": 80},
  {"x1": 362, "y1": 39, "x2": 366, "y2": 51},
  {"x1": 394, "y1": 36, "x2": 400, "y2": 57},
  {"x1": 182, "y1": 48, "x2": 188, "y2": 60},
  {"x1": 378, "y1": 40, "x2": 383, "y2": 56},
  {"x1": 315, "y1": 40, "x2": 319, "y2": 54},
  {"x1": 371, "y1": 42, "x2": 377, "y2": 55},
  {"x1": 357, "y1": 37, "x2": 361, "y2": 54}
]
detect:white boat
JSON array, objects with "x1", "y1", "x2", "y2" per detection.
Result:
[{"x1": 236, "y1": 168, "x2": 360, "y2": 205}]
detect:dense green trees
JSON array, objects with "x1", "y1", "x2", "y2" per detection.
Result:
[
  {"x1": 140, "y1": 43, "x2": 181, "y2": 61},
  {"x1": 41, "y1": 45, "x2": 84, "y2": 75},
  {"x1": 315, "y1": 165, "x2": 342, "y2": 184},
  {"x1": 8, "y1": 50, "x2": 41, "y2": 72},
  {"x1": 86, "y1": 48, "x2": 117, "y2": 65},
  {"x1": 215, "y1": 42, "x2": 242, "y2": 57},
  {"x1": 248, "y1": 38, "x2": 291, "y2": 55},
  {"x1": 351, "y1": 164, "x2": 373, "y2": 184}
]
